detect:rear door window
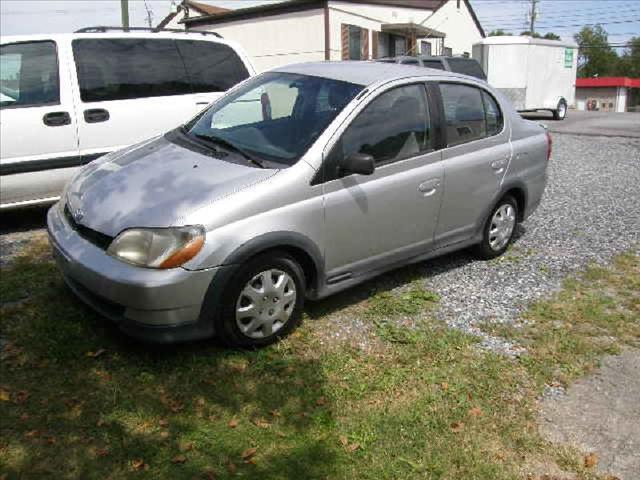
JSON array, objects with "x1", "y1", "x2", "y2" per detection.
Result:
[
  {"x1": 0, "y1": 41, "x2": 59, "y2": 108},
  {"x1": 439, "y1": 83, "x2": 487, "y2": 146},
  {"x1": 481, "y1": 90, "x2": 503, "y2": 136},
  {"x1": 175, "y1": 40, "x2": 249, "y2": 93},
  {"x1": 72, "y1": 38, "x2": 191, "y2": 102}
]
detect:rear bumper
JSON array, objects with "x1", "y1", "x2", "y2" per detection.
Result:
[{"x1": 47, "y1": 205, "x2": 224, "y2": 343}]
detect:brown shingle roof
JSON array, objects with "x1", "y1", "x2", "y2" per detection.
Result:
[{"x1": 186, "y1": 0, "x2": 230, "y2": 16}]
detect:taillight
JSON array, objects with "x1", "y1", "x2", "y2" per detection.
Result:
[{"x1": 546, "y1": 131, "x2": 552, "y2": 161}]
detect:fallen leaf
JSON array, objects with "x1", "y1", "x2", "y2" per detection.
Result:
[
  {"x1": 228, "y1": 418, "x2": 238, "y2": 429},
  {"x1": 251, "y1": 418, "x2": 271, "y2": 428},
  {"x1": 244, "y1": 458, "x2": 257, "y2": 465},
  {"x1": 270, "y1": 409, "x2": 281, "y2": 417},
  {"x1": 584, "y1": 452, "x2": 598, "y2": 468},
  {"x1": 131, "y1": 459, "x2": 148, "y2": 471},
  {"x1": 196, "y1": 397, "x2": 206, "y2": 407},
  {"x1": 316, "y1": 396, "x2": 327, "y2": 406},
  {"x1": 24, "y1": 430, "x2": 40, "y2": 438},
  {"x1": 20, "y1": 413, "x2": 29, "y2": 421},
  {"x1": 171, "y1": 454, "x2": 187, "y2": 464},
  {"x1": 45, "y1": 436, "x2": 57, "y2": 445},
  {"x1": 441, "y1": 382, "x2": 449, "y2": 391},
  {"x1": 159, "y1": 419, "x2": 169, "y2": 428},
  {"x1": 86, "y1": 348, "x2": 106, "y2": 358},
  {"x1": 450, "y1": 421, "x2": 465, "y2": 433},
  {"x1": 241, "y1": 447, "x2": 257, "y2": 459},
  {"x1": 159, "y1": 431, "x2": 170, "y2": 440},
  {"x1": 226, "y1": 460, "x2": 237, "y2": 474},
  {"x1": 346, "y1": 442, "x2": 360, "y2": 453},
  {"x1": 202, "y1": 469, "x2": 217, "y2": 479},
  {"x1": 339, "y1": 435, "x2": 349, "y2": 446},
  {"x1": 0, "y1": 390, "x2": 9, "y2": 402},
  {"x1": 96, "y1": 447, "x2": 110, "y2": 457},
  {"x1": 469, "y1": 407, "x2": 483, "y2": 418},
  {"x1": 179, "y1": 441, "x2": 194, "y2": 452},
  {"x1": 275, "y1": 430, "x2": 287, "y2": 438}
]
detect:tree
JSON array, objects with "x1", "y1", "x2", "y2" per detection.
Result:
[
  {"x1": 616, "y1": 37, "x2": 640, "y2": 77},
  {"x1": 488, "y1": 29, "x2": 508, "y2": 36},
  {"x1": 520, "y1": 31, "x2": 560, "y2": 40},
  {"x1": 574, "y1": 25, "x2": 619, "y2": 77}
]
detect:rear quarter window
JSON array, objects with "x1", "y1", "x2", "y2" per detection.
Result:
[
  {"x1": 445, "y1": 58, "x2": 486, "y2": 80},
  {"x1": 175, "y1": 40, "x2": 249, "y2": 93},
  {"x1": 422, "y1": 60, "x2": 445, "y2": 70}
]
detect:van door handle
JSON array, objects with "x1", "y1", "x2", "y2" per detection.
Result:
[
  {"x1": 43, "y1": 111, "x2": 71, "y2": 127},
  {"x1": 84, "y1": 108, "x2": 110, "y2": 123},
  {"x1": 196, "y1": 101, "x2": 210, "y2": 106},
  {"x1": 418, "y1": 179, "x2": 440, "y2": 196}
]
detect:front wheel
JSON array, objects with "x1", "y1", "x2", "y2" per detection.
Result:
[
  {"x1": 214, "y1": 252, "x2": 305, "y2": 348},
  {"x1": 552, "y1": 98, "x2": 567, "y2": 120},
  {"x1": 474, "y1": 195, "x2": 518, "y2": 260}
]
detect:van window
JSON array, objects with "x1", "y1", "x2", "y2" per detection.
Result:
[
  {"x1": 0, "y1": 41, "x2": 59, "y2": 108},
  {"x1": 439, "y1": 83, "x2": 487, "y2": 146},
  {"x1": 175, "y1": 40, "x2": 249, "y2": 93},
  {"x1": 445, "y1": 58, "x2": 486, "y2": 80},
  {"x1": 340, "y1": 84, "x2": 432, "y2": 166},
  {"x1": 422, "y1": 60, "x2": 445, "y2": 70},
  {"x1": 73, "y1": 38, "x2": 190, "y2": 102}
]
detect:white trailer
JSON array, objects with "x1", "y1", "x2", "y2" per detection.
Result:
[{"x1": 472, "y1": 36, "x2": 578, "y2": 120}]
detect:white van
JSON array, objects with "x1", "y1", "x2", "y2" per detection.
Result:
[{"x1": 0, "y1": 27, "x2": 255, "y2": 209}]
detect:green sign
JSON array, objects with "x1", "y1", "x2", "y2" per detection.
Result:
[{"x1": 564, "y1": 48, "x2": 574, "y2": 68}]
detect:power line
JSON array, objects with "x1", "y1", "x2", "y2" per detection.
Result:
[
  {"x1": 486, "y1": 18, "x2": 640, "y2": 31},
  {"x1": 482, "y1": 11, "x2": 640, "y2": 28},
  {"x1": 478, "y1": 1, "x2": 640, "y2": 21}
]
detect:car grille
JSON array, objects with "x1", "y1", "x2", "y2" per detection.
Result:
[{"x1": 64, "y1": 205, "x2": 114, "y2": 250}]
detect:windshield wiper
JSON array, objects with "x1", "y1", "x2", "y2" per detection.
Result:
[{"x1": 194, "y1": 133, "x2": 266, "y2": 169}]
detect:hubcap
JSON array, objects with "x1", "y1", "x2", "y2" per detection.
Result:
[
  {"x1": 489, "y1": 204, "x2": 516, "y2": 251},
  {"x1": 235, "y1": 269, "x2": 297, "y2": 339}
]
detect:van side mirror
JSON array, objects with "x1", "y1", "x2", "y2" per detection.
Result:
[{"x1": 339, "y1": 152, "x2": 375, "y2": 176}]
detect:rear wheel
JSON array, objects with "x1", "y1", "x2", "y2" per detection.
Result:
[
  {"x1": 214, "y1": 252, "x2": 305, "y2": 348},
  {"x1": 552, "y1": 98, "x2": 567, "y2": 120},
  {"x1": 474, "y1": 195, "x2": 518, "y2": 260}
]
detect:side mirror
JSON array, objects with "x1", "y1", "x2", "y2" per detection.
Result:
[{"x1": 339, "y1": 152, "x2": 375, "y2": 176}]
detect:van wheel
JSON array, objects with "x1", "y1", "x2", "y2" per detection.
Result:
[
  {"x1": 215, "y1": 252, "x2": 305, "y2": 348},
  {"x1": 474, "y1": 195, "x2": 518, "y2": 260},
  {"x1": 552, "y1": 99, "x2": 567, "y2": 120}
]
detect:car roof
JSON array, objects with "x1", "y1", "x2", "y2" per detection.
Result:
[
  {"x1": 0, "y1": 31, "x2": 233, "y2": 45},
  {"x1": 274, "y1": 61, "x2": 466, "y2": 87}
]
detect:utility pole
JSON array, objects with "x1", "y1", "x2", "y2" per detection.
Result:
[
  {"x1": 121, "y1": 0, "x2": 129, "y2": 30},
  {"x1": 528, "y1": 0, "x2": 538, "y2": 35}
]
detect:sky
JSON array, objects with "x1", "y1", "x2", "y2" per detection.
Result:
[{"x1": 1, "y1": 0, "x2": 638, "y2": 49}]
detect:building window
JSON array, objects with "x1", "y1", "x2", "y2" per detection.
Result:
[
  {"x1": 420, "y1": 41, "x2": 432, "y2": 56},
  {"x1": 349, "y1": 26, "x2": 362, "y2": 60},
  {"x1": 444, "y1": 47, "x2": 453, "y2": 56}
]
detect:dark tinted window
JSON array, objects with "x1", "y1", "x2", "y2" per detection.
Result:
[
  {"x1": 401, "y1": 58, "x2": 419, "y2": 65},
  {"x1": 340, "y1": 84, "x2": 432, "y2": 166},
  {"x1": 175, "y1": 40, "x2": 249, "y2": 93},
  {"x1": 481, "y1": 90, "x2": 503, "y2": 136},
  {"x1": 0, "y1": 41, "x2": 59, "y2": 108},
  {"x1": 422, "y1": 60, "x2": 445, "y2": 70},
  {"x1": 440, "y1": 83, "x2": 486, "y2": 146},
  {"x1": 445, "y1": 58, "x2": 486, "y2": 80},
  {"x1": 73, "y1": 38, "x2": 190, "y2": 102}
]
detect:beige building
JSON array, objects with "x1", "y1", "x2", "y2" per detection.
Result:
[
  {"x1": 575, "y1": 77, "x2": 640, "y2": 113},
  {"x1": 160, "y1": 0, "x2": 485, "y2": 73}
]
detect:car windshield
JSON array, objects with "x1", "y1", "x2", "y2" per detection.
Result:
[{"x1": 186, "y1": 72, "x2": 363, "y2": 166}]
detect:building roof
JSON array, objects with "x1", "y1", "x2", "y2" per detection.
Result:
[
  {"x1": 182, "y1": 0, "x2": 485, "y2": 36},
  {"x1": 274, "y1": 60, "x2": 476, "y2": 86},
  {"x1": 576, "y1": 77, "x2": 640, "y2": 88},
  {"x1": 157, "y1": 0, "x2": 229, "y2": 29}
]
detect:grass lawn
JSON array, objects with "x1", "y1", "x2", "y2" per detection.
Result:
[{"x1": 1, "y1": 237, "x2": 638, "y2": 480}]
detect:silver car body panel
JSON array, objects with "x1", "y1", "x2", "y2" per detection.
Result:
[{"x1": 48, "y1": 62, "x2": 548, "y2": 340}]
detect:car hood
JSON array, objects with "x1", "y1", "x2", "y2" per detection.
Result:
[{"x1": 66, "y1": 136, "x2": 277, "y2": 236}]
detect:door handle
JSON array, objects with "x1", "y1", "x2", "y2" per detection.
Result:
[
  {"x1": 491, "y1": 158, "x2": 509, "y2": 174},
  {"x1": 196, "y1": 101, "x2": 210, "y2": 106},
  {"x1": 84, "y1": 108, "x2": 110, "y2": 123},
  {"x1": 43, "y1": 111, "x2": 71, "y2": 127},
  {"x1": 418, "y1": 179, "x2": 440, "y2": 196}
]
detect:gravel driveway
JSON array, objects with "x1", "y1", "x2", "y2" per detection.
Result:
[
  {"x1": 1, "y1": 133, "x2": 639, "y2": 353},
  {"x1": 312, "y1": 133, "x2": 640, "y2": 352}
]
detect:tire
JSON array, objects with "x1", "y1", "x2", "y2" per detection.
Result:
[
  {"x1": 214, "y1": 251, "x2": 305, "y2": 348},
  {"x1": 552, "y1": 98, "x2": 567, "y2": 120},
  {"x1": 474, "y1": 195, "x2": 518, "y2": 260}
]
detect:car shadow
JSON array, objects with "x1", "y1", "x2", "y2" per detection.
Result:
[{"x1": 0, "y1": 205, "x2": 50, "y2": 235}]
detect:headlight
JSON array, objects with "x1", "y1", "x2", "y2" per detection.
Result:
[{"x1": 107, "y1": 226, "x2": 205, "y2": 269}]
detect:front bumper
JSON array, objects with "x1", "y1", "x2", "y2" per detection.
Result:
[{"x1": 47, "y1": 205, "x2": 223, "y2": 343}]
